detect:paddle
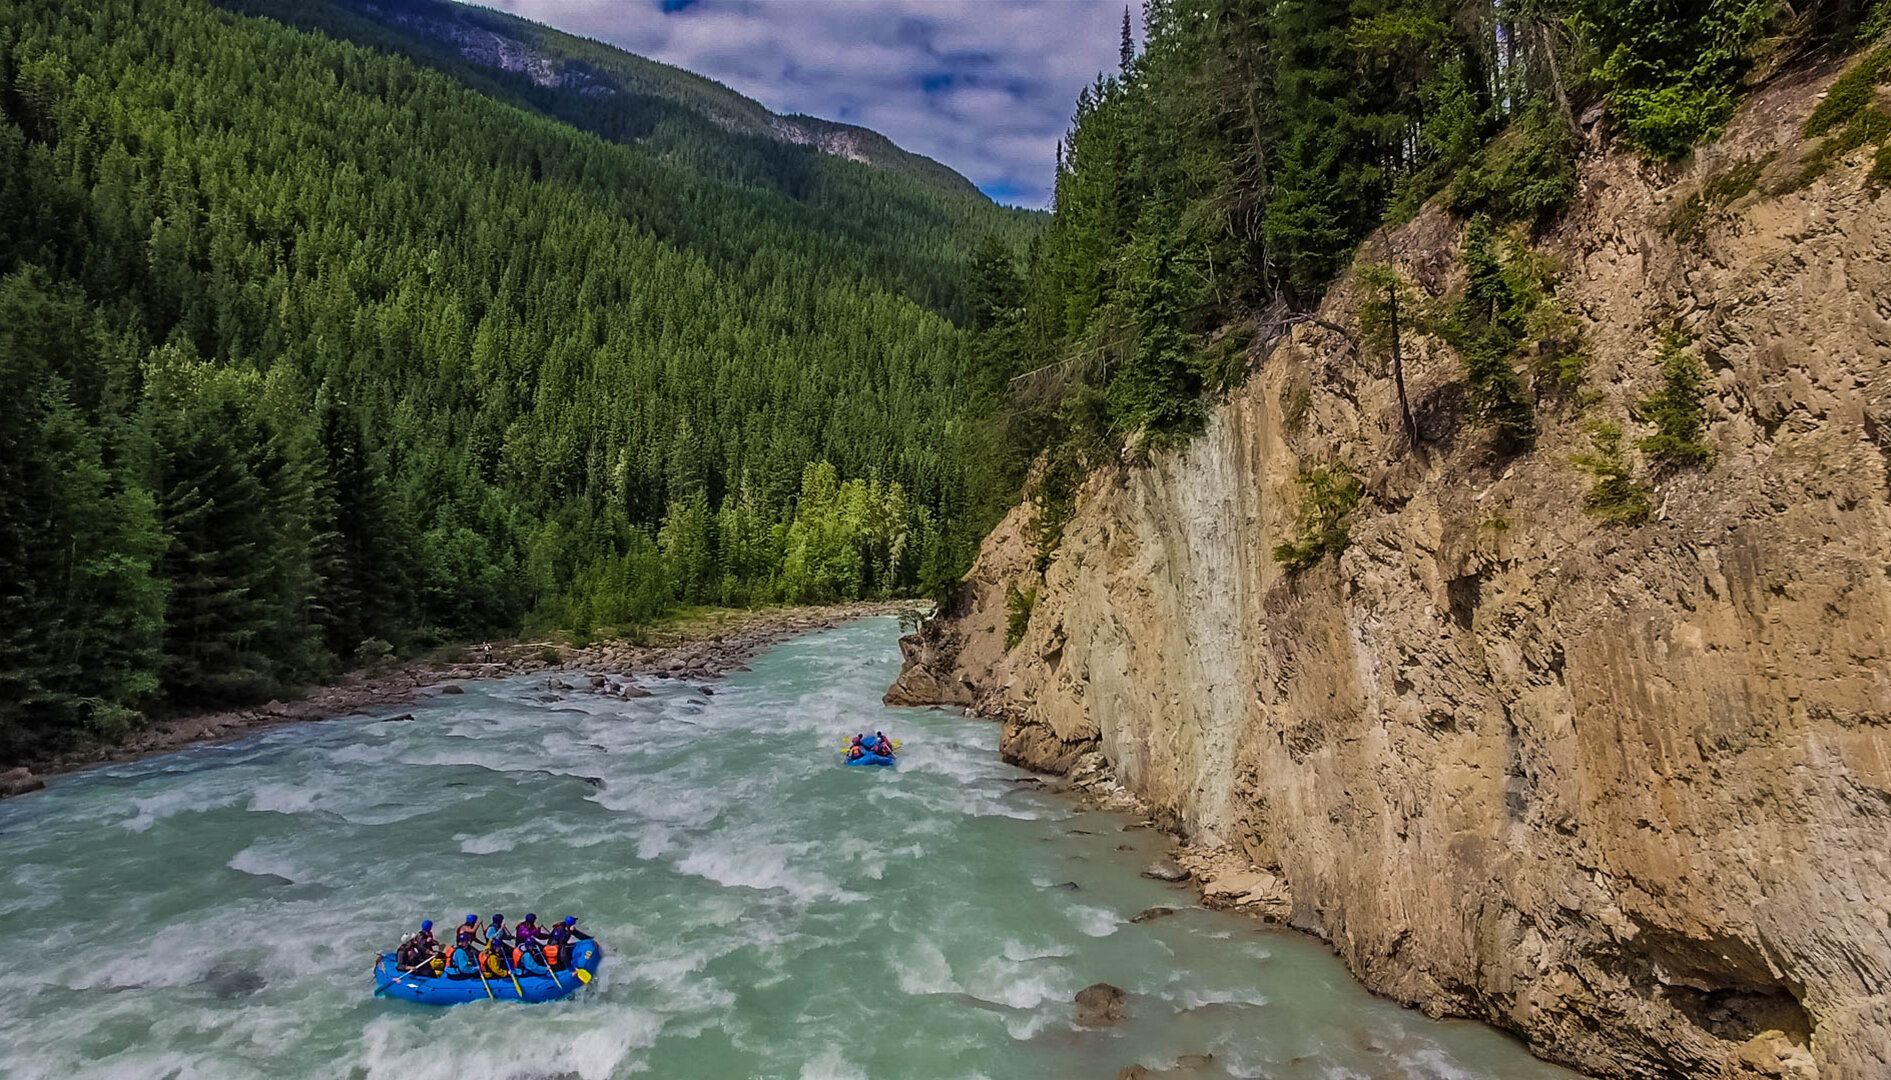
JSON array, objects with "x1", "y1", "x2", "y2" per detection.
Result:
[
  {"x1": 564, "y1": 932, "x2": 595, "y2": 983},
  {"x1": 505, "y1": 960, "x2": 526, "y2": 1000},
  {"x1": 468, "y1": 944, "x2": 496, "y2": 1000}
]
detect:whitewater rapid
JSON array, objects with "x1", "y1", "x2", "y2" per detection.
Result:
[{"x1": 0, "y1": 617, "x2": 1578, "y2": 1079}]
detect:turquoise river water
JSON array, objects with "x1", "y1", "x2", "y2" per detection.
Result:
[{"x1": 0, "y1": 617, "x2": 1582, "y2": 1080}]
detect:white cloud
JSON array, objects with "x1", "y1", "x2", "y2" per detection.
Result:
[{"x1": 485, "y1": 0, "x2": 1134, "y2": 205}]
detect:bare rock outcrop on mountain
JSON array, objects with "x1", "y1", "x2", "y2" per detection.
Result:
[{"x1": 889, "y1": 56, "x2": 1891, "y2": 1080}]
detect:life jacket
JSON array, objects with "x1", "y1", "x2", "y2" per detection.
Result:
[
  {"x1": 848, "y1": 745, "x2": 864, "y2": 759},
  {"x1": 514, "y1": 947, "x2": 550, "y2": 976},
  {"x1": 487, "y1": 921, "x2": 507, "y2": 943},
  {"x1": 482, "y1": 948, "x2": 509, "y2": 976},
  {"x1": 456, "y1": 925, "x2": 476, "y2": 943},
  {"x1": 542, "y1": 943, "x2": 562, "y2": 968},
  {"x1": 549, "y1": 926, "x2": 572, "y2": 945},
  {"x1": 873, "y1": 738, "x2": 892, "y2": 755},
  {"x1": 445, "y1": 945, "x2": 479, "y2": 978}
]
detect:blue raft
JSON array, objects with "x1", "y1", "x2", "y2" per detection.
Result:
[
  {"x1": 373, "y1": 939, "x2": 602, "y2": 1005},
  {"x1": 846, "y1": 751, "x2": 897, "y2": 768}
]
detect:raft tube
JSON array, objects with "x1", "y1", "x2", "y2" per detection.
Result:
[
  {"x1": 846, "y1": 751, "x2": 897, "y2": 768},
  {"x1": 373, "y1": 939, "x2": 602, "y2": 1005}
]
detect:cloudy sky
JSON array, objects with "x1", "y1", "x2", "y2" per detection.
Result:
[{"x1": 484, "y1": 0, "x2": 1133, "y2": 206}]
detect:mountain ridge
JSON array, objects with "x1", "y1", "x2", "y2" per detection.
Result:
[{"x1": 269, "y1": 0, "x2": 989, "y2": 200}]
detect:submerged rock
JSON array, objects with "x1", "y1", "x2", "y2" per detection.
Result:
[
  {"x1": 201, "y1": 968, "x2": 266, "y2": 1000},
  {"x1": 438, "y1": 684, "x2": 464, "y2": 695},
  {"x1": 1075, "y1": 982, "x2": 1128, "y2": 1027},
  {"x1": 1118, "y1": 1053, "x2": 1215, "y2": 1078},
  {"x1": 1141, "y1": 859, "x2": 1189, "y2": 883},
  {"x1": 1129, "y1": 907, "x2": 1176, "y2": 923}
]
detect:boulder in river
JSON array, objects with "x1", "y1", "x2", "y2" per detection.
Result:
[
  {"x1": 1141, "y1": 859, "x2": 1190, "y2": 883},
  {"x1": 1075, "y1": 982, "x2": 1128, "y2": 1026},
  {"x1": 1130, "y1": 907, "x2": 1176, "y2": 924},
  {"x1": 1117, "y1": 1052, "x2": 1215, "y2": 1078},
  {"x1": 0, "y1": 768, "x2": 45, "y2": 799},
  {"x1": 439, "y1": 684, "x2": 464, "y2": 695}
]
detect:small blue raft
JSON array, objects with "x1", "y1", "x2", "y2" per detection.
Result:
[
  {"x1": 373, "y1": 939, "x2": 602, "y2": 1005},
  {"x1": 846, "y1": 751, "x2": 897, "y2": 768}
]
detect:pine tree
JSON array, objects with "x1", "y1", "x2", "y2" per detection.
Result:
[{"x1": 1121, "y1": 6, "x2": 1136, "y2": 74}]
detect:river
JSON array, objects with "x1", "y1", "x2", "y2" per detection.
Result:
[{"x1": 0, "y1": 617, "x2": 1580, "y2": 1080}]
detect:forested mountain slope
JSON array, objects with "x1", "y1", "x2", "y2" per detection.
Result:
[
  {"x1": 219, "y1": 0, "x2": 1033, "y2": 320},
  {"x1": 262, "y1": 0, "x2": 983, "y2": 196},
  {"x1": 0, "y1": 0, "x2": 1032, "y2": 762}
]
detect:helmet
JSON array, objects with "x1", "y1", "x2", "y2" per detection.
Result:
[
  {"x1": 563, "y1": 916, "x2": 576, "y2": 926},
  {"x1": 491, "y1": 913, "x2": 504, "y2": 923},
  {"x1": 524, "y1": 913, "x2": 537, "y2": 923},
  {"x1": 465, "y1": 914, "x2": 478, "y2": 924},
  {"x1": 876, "y1": 731, "x2": 885, "y2": 738},
  {"x1": 421, "y1": 920, "x2": 433, "y2": 931}
]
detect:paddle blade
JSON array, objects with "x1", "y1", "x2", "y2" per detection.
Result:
[{"x1": 574, "y1": 967, "x2": 593, "y2": 983}]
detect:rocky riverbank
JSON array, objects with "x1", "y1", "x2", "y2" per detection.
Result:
[{"x1": 15, "y1": 602, "x2": 914, "y2": 789}]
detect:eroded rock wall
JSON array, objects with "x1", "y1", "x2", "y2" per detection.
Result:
[{"x1": 891, "y1": 58, "x2": 1891, "y2": 1080}]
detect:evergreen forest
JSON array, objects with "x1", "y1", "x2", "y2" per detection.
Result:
[
  {"x1": 0, "y1": 0, "x2": 1032, "y2": 761},
  {"x1": 981, "y1": 0, "x2": 1886, "y2": 478}
]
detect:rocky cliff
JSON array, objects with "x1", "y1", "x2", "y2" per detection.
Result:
[{"x1": 889, "y1": 55, "x2": 1891, "y2": 1080}]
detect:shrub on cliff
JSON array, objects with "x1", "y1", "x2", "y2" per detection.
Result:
[
  {"x1": 1005, "y1": 584, "x2": 1038, "y2": 650},
  {"x1": 1445, "y1": 217, "x2": 1538, "y2": 451},
  {"x1": 1635, "y1": 332, "x2": 1715, "y2": 471},
  {"x1": 1272, "y1": 466, "x2": 1366, "y2": 572},
  {"x1": 1572, "y1": 421, "x2": 1652, "y2": 524}
]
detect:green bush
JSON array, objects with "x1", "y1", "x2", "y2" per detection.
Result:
[
  {"x1": 1272, "y1": 466, "x2": 1366, "y2": 572},
  {"x1": 1805, "y1": 46, "x2": 1891, "y2": 136},
  {"x1": 1004, "y1": 584, "x2": 1038, "y2": 650},
  {"x1": 1668, "y1": 154, "x2": 1773, "y2": 240},
  {"x1": 1591, "y1": 0, "x2": 1773, "y2": 162},
  {"x1": 1571, "y1": 421, "x2": 1652, "y2": 524},
  {"x1": 1448, "y1": 102, "x2": 1579, "y2": 223},
  {"x1": 1785, "y1": 105, "x2": 1891, "y2": 190},
  {"x1": 1635, "y1": 332, "x2": 1715, "y2": 470},
  {"x1": 1446, "y1": 217, "x2": 1537, "y2": 450}
]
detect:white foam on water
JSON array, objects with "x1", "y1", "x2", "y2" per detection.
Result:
[
  {"x1": 227, "y1": 841, "x2": 343, "y2": 886},
  {"x1": 357, "y1": 1008, "x2": 663, "y2": 1080},
  {"x1": 456, "y1": 829, "x2": 516, "y2": 854},
  {"x1": 328, "y1": 742, "x2": 392, "y2": 765},
  {"x1": 122, "y1": 784, "x2": 240, "y2": 832},
  {"x1": 961, "y1": 955, "x2": 1071, "y2": 1011},
  {"x1": 1174, "y1": 985, "x2": 1270, "y2": 1010},
  {"x1": 894, "y1": 938, "x2": 960, "y2": 996},
  {"x1": 1000, "y1": 939, "x2": 1073, "y2": 963},
  {"x1": 798, "y1": 1045, "x2": 869, "y2": 1080},
  {"x1": 1005, "y1": 1008, "x2": 1061, "y2": 1040},
  {"x1": 674, "y1": 839, "x2": 865, "y2": 905},
  {"x1": 248, "y1": 781, "x2": 325, "y2": 815},
  {"x1": 1066, "y1": 903, "x2": 1124, "y2": 938},
  {"x1": 634, "y1": 824, "x2": 676, "y2": 860},
  {"x1": 1398, "y1": 1041, "x2": 1486, "y2": 1080}
]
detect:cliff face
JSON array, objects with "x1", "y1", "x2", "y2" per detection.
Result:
[{"x1": 890, "y1": 58, "x2": 1891, "y2": 1080}]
